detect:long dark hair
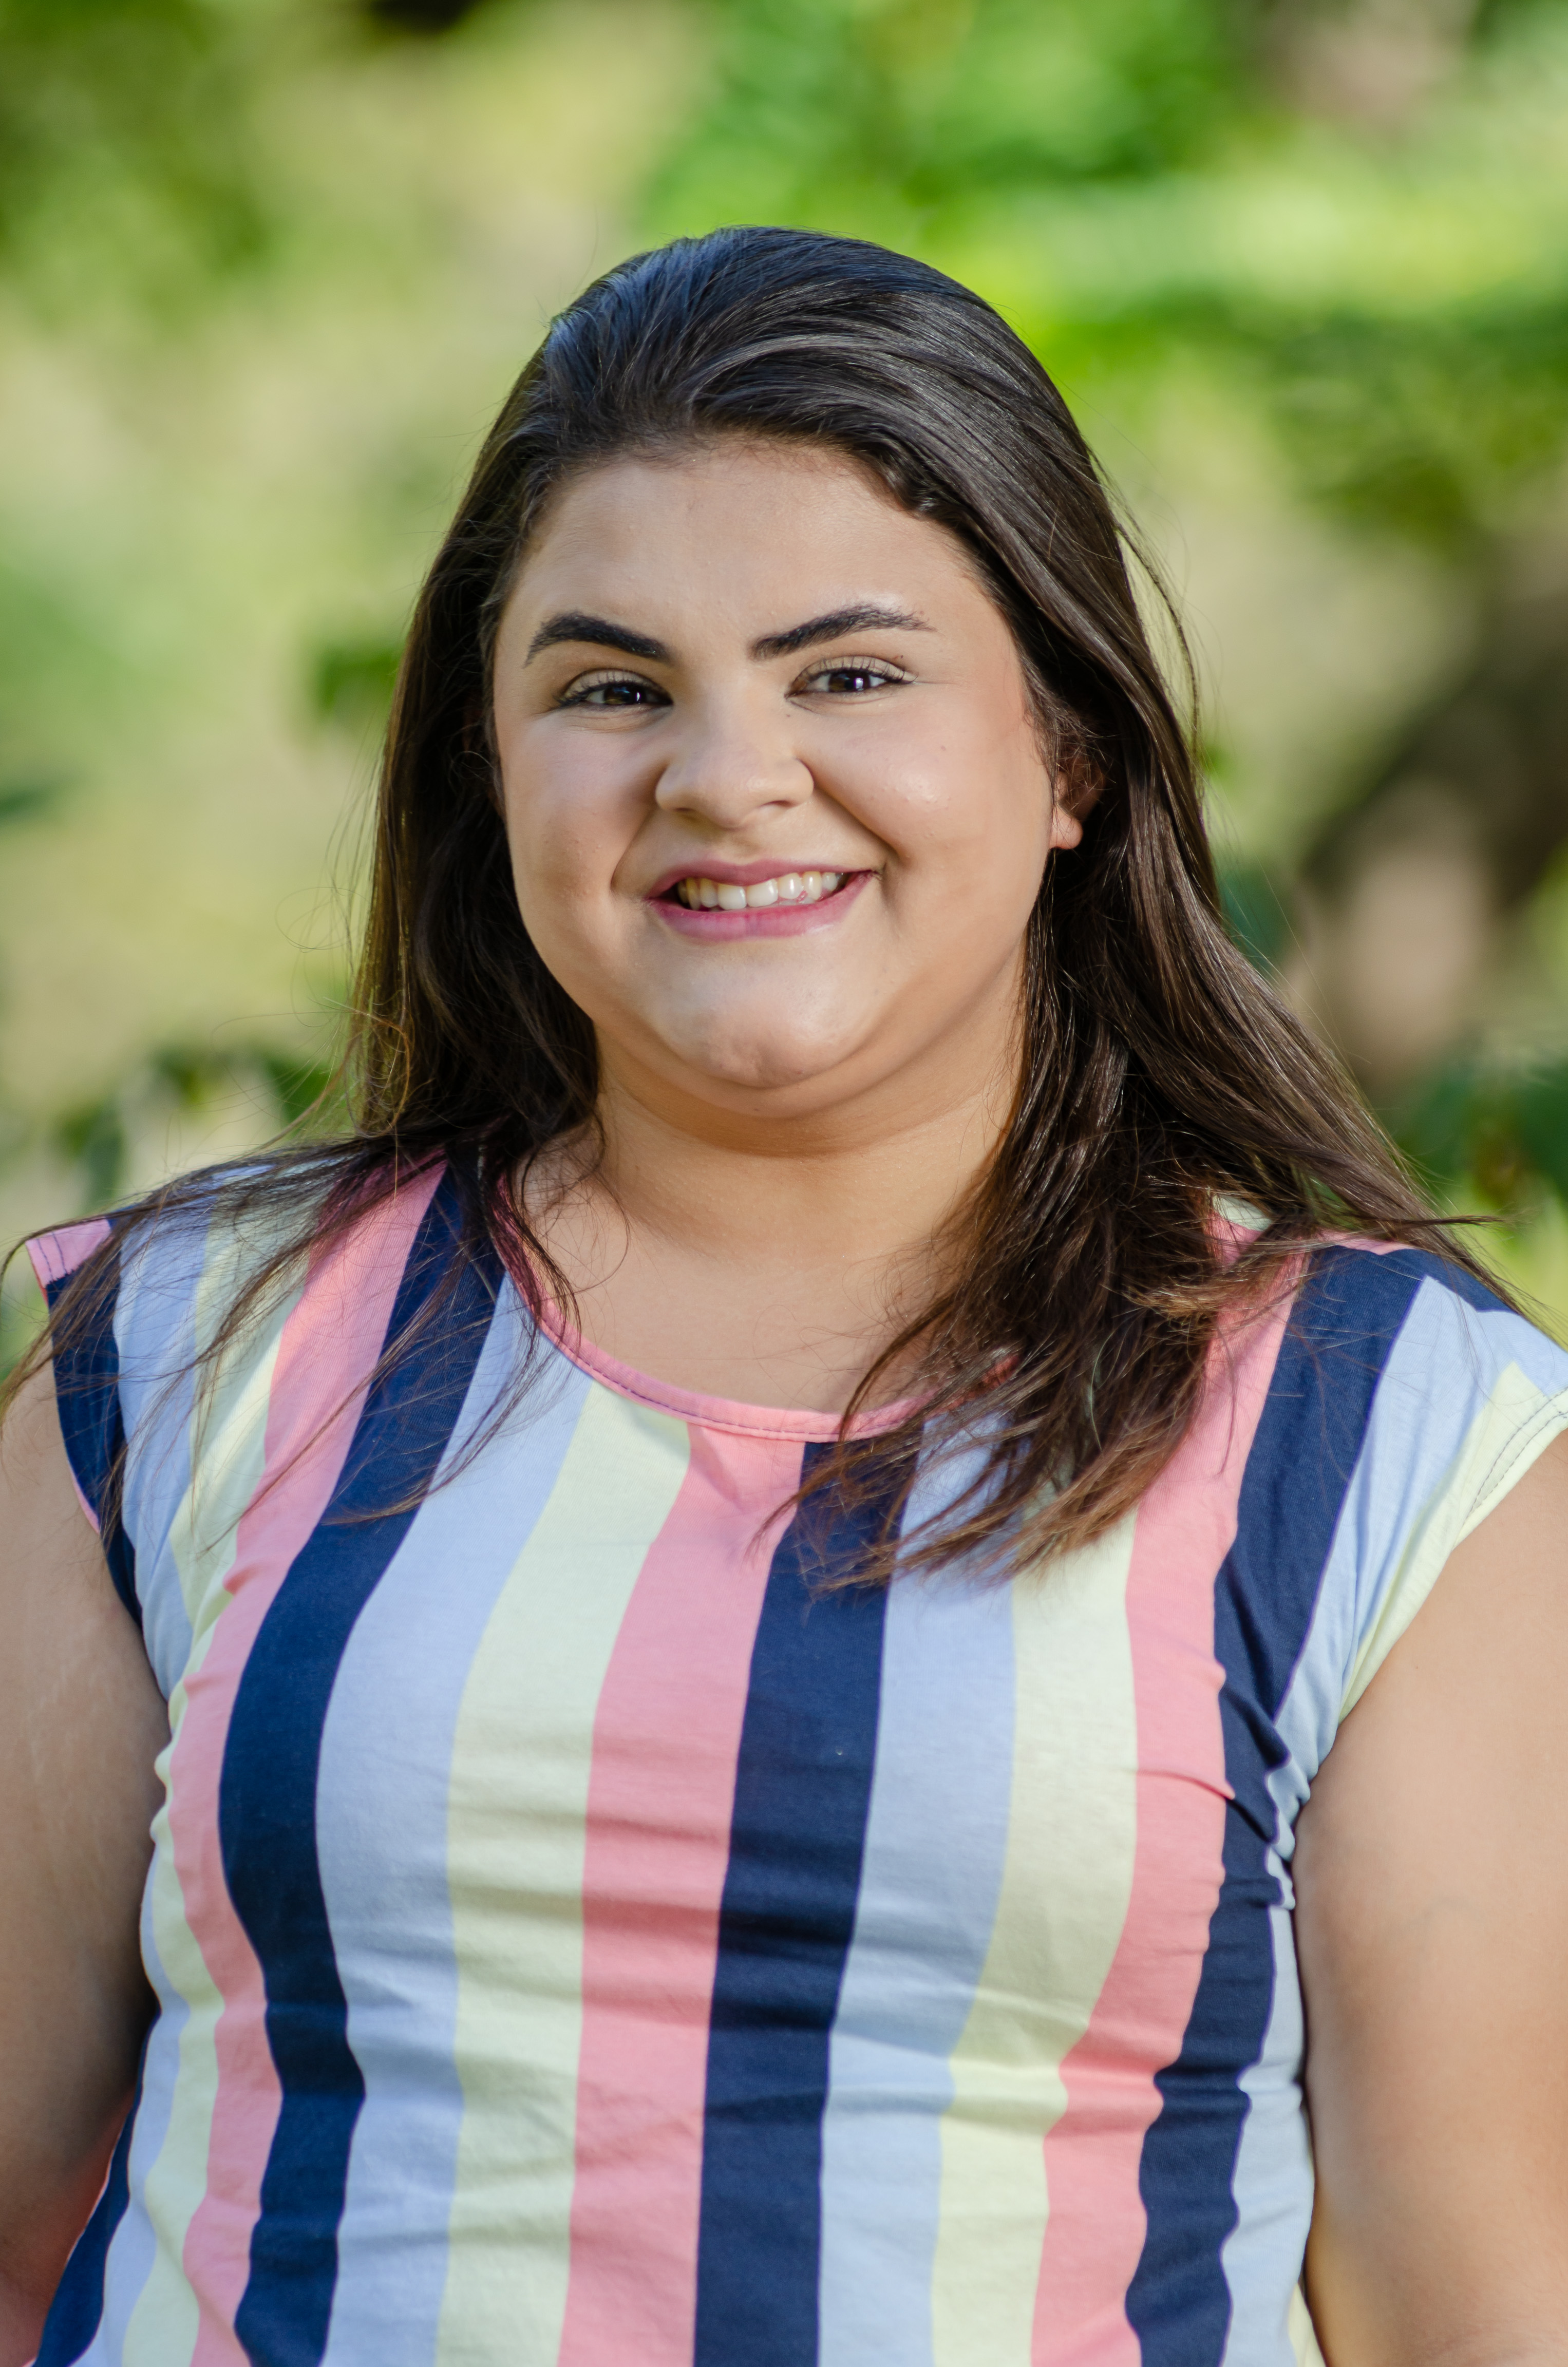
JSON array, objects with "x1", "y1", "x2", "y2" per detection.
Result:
[{"x1": 12, "y1": 226, "x2": 1492, "y2": 1573}]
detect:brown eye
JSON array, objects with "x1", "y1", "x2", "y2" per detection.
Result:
[
  {"x1": 560, "y1": 672, "x2": 668, "y2": 710},
  {"x1": 800, "y1": 660, "x2": 906, "y2": 696}
]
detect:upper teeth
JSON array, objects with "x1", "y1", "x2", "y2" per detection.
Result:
[{"x1": 678, "y1": 871, "x2": 844, "y2": 910}]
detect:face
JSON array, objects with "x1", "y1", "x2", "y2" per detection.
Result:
[{"x1": 490, "y1": 439, "x2": 1082, "y2": 1128}]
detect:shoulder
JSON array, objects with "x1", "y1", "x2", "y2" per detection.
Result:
[
  {"x1": 1237, "y1": 1237, "x2": 1568, "y2": 1726},
  {"x1": 1283, "y1": 1238, "x2": 1568, "y2": 1498},
  {"x1": 22, "y1": 1156, "x2": 489, "y2": 1672}
]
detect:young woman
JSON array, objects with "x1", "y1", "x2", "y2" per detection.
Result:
[{"x1": 3, "y1": 228, "x2": 1566, "y2": 2367}]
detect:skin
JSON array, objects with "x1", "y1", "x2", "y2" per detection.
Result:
[
  {"x1": 1, "y1": 440, "x2": 1564, "y2": 2360},
  {"x1": 1296, "y1": 1431, "x2": 1568, "y2": 2364}
]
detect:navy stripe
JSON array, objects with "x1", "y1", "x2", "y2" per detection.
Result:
[
  {"x1": 1374, "y1": 1242, "x2": 1509, "y2": 1315},
  {"x1": 223, "y1": 1168, "x2": 500, "y2": 2367},
  {"x1": 35, "y1": 2044, "x2": 144, "y2": 2365},
  {"x1": 693, "y1": 1447, "x2": 893, "y2": 2367},
  {"x1": 45, "y1": 1236, "x2": 138, "y2": 1627},
  {"x1": 1126, "y1": 1245, "x2": 1424, "y2": 2363}
]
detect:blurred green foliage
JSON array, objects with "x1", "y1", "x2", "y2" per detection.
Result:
[
  {"x1": 0, "y1": 0, "x2": 275, "y2": 309},
  {"x1": 49, "y1": 1038, "x2": 339, "y2": 1210},
  {"x1": 1218, "y1": 858, "x2": 1295, "y2": 973},
  {"x1": 1399, "y1": 1054, "x2": 1568, "y2": 1210},
  {"x1": 311, "y1": 636, "x2": 404, "y2": 731},
  {"x1": 650, "y1": 0, "x2": 1568, "y2": 547}
]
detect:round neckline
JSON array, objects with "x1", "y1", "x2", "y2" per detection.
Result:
[{"x1": 525, "y1": 1283, "x2": 921, "y2": 1445}]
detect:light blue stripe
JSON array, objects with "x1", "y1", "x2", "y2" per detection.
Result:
[
  {"x1": 316, "y1": 1298, "x2": 589, "y2": 2367},
  {"x1": 114, "y1": 1217, "x2": 207, "y2": 1691},
  {"x1": 1340, "y1": 1280, "x2": 1568, "y2": 1670},
  {"x1": 91, "y1": 1902, "x2": 188, "y2": 2359},
  {"x1": 818, "y1": 1449, "x2": 1016, "y2": 2367},
  {"x1": 1217, "y1": 1886, "x2": 1312, "y2": 2366}
]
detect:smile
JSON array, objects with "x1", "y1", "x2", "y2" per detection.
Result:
[
  {"x1": 652, "y1": 867, "x2": 870, "y2": 938},
  {"x1": 672, "y1": 870, "x2": 845, "y2": 910}
]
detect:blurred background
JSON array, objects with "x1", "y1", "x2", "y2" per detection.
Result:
[{"x1": 5, "y1": 0, "x2": 1568, "y2": 1360}]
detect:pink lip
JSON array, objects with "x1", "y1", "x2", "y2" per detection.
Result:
[
  {"x1": 645, "y1": 857, "x2": 863, "y2": 898},
  {"x1": 651, "y1": 869, "x2": 872, "y2": 939}
]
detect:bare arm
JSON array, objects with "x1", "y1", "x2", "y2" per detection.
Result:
[
  {"x1": 1296, "y1": 1429, "x2": 1568, "y2": 2366},
  {"x1": 0, "y1": 1359, "x2": 167, "y2": 2364}
]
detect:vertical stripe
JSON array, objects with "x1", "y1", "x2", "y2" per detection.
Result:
[
  {"x1": 1032, "y1": 1290, "x2": 1293, "y2": 2366},
  {"x1": 1216, "y1": 1901, "x2": 1311, "y2": 2367},
  {"x1": 226, "y1": 1172, "x2": 498, "y2": 2367},
  {"x1": 930, "y1": 1513, "x2": 1141, "y2": 2367},
  {"x1": 37, "y1": 1224, "x2": 137, "y2": 1620},
  {"x1": 147, "y1": 1194, "x2": 317, "y2": 1697},
  {"x1": 1288, "y1": 2286, "x2": 1326, "y2": 2366},
  {"x1": 1128, "y1": 1251, "x2": 1419, "y2": 2365},
  {"x1": 556, "y1": 1427, "x2": 801, "y2": 2367},
  {"x1": 435, "y1": 1383, "x2": 693, "y2": 2366},
  {"x1": 124, "y1": 1198, "x2": 320, "y2": 2367},
  {"x1": 317, "y1": 1304, "x2": 590, "y2": 2367},
  {"x1": 171, "y1": 1165, "x2": 442, "y2": 2367},
  {"x1": 36, "y1": 2053, "x2": 144, "y2": 2367},
  {"x1": 114, "y1": 1213, "x2": 208, "y2": 1693},
  {"x1": 818, "y1": 1450, "x2": 1018, "y2": 2367},
  {"x1": 122, "y1": 1297, "x2": 306, "y2": 2367},
  {"x1": 692, "y1": 1445, "x2": 893, "y2": 2367},
  {"x1": 89, "y1": 1911, "x2": 188, "y2": 2361}
]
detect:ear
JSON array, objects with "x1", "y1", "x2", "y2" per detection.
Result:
[{"x1": 1049, "y1": 747, "x2": 1102, "y2": 849}]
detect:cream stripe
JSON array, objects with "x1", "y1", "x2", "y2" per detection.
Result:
[
  {"x1": 1342, "y1": 1365, "x2": 1568, "y2": 1715},
  {"x1": 931, "y1": 1514, "x2": 1140, "y2": 2366},
  {"x1": 1288, "y1": 2284, "x2": 1326, "y2": 2365},
  {"x1": 435, "y1": 1385, "x2": 692, "y2": 2367},
  {"x1": 124, "y1": 1281, "x2": 299, "y2": 2367},
  {"x1": 172, "y1": 1214, "x2": 311, "y2": 1624}
]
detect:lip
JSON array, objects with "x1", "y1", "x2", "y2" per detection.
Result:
[
  {"x1": 644, "y1": 856, "x2": 865, "y2": 899},
  {"x1": 651, "y1": 868, "x2": 873, "y2": 940}
]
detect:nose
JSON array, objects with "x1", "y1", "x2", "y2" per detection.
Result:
[{"x1": 652, "y1": 698, "x2": 813, "y2": 831}]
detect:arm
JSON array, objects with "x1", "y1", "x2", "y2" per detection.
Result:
[
  {"x1": 1296, "y1": 1429, "x2": 1568, "y2": 2366},
  {"x1": 0, "y1": 1359, "x2": 168, "y2": 2364}
]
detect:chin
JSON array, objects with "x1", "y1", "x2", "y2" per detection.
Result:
[{"x1": 674, "y1": 1025, "x2": 859, "y2": 1100}]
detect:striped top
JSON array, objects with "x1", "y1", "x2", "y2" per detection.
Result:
[{"x1": 30, "y1": 1165, "x2": 1568, "y2": 2367}]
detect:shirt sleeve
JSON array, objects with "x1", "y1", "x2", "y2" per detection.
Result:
[
  {"x1": 28, "y1": 1216, "x2": 140, "y2": 1624},
  {"x1": 1337, "y1": 1248, "x2": 1568, "y2": 1717}
]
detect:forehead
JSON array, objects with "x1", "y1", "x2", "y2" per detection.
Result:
[{"x1": 503, "y1": 440, "x2": 989, "y2": 636}]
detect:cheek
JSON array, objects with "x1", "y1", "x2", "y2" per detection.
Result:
[
  {"x1": 849, "y1": 715, "x2": 1055, "y2": 881},
  {"x1": 499, "y1": 736, "x2": 634, "y2": 909}
]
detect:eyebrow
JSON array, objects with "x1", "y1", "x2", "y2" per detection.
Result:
[
  {"x1": 750, "y1": 604, "x2": 929, "y2": 660},
  {"x1": 524, "y1": 602, "x2": 929, "y2": 668},
  {"x1": 525, "y1": 611, "x2": 670, "y2": 665}
]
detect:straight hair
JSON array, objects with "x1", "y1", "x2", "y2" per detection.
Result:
[{"x1": 12, "y1": 226, "x2": 1495, "y2": 1577}]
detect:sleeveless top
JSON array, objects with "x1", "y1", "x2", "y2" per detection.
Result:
[{"x1": 30, "y1": 1163, "x2": 1568, "y2": 2367}]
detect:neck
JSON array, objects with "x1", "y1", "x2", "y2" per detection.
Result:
[{"x1": 527, "y1": 1034, "x2": 1017, "y2": 1414}]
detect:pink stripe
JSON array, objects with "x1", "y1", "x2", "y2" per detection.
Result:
[
  {"x1": 1031, "y1": 1284, "x2": 1297, "y2": 2365},
  {"x1": 556, "y1": 1427, "x2": 802, "y2": 2367},
  {"x1": 167, "y1": 1168, "x2": 442, "y2": 2364},
  {"x1": 28, "y1": 1217, "x2": 112, "y2": 1290}
]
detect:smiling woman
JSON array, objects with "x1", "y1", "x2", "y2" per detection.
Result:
[{"x1": 4, "y1": 229, "x2": 1568, "y2": 2367}]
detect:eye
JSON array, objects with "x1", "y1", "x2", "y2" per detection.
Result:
[
  {"x1": 797, "y1": 658, "x2": 909, "y2": 697},
  {"x1": 558, "y1": 669, "x2": 668, "y2": 710}
]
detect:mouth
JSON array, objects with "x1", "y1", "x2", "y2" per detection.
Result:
[
  {"x1": 661, "y1": 868, "x2": 846, "y2": 912},
  {"x1": 647, "y1": 864, "x2": 870, "y2": 939}
]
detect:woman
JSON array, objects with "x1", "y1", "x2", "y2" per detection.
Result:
[{"x1": 3, "y1": 227, "x2": 1565, "y2": 2367}]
